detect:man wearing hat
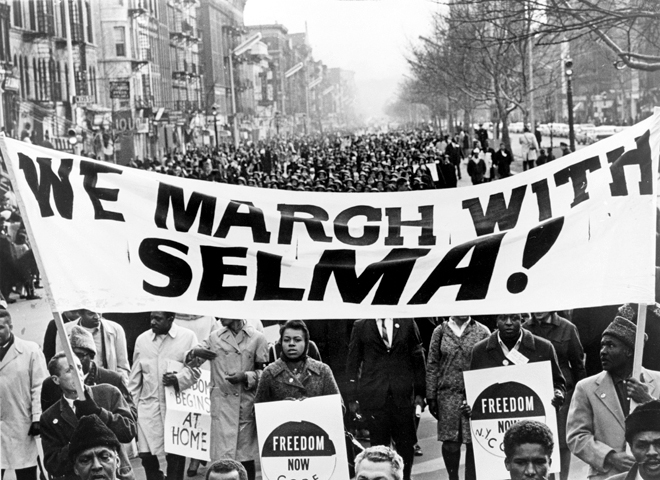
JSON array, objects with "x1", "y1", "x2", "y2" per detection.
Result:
[
  {"x1": 567, "y1": 317, "x2": 660, "y2": 480},
  {"x1": 69, "y1": 415, "x2": 123, "y2": 480},
  {"x1": 41, "y1": 353, "x2": 136, "y2": 480},
  {"x1": 41, "y1": 326, "x2": 133, "y2": 413},
  {"x1": 605, "y1": 400, "x2": 660, "y2": 480}
]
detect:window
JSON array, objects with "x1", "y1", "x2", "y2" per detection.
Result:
[
  {"x1": 114, "y1": 26, "x2": 125, "y2": 57},
  {"x1": 12, "y1": 0, "x2": 21, "y2": 28}
]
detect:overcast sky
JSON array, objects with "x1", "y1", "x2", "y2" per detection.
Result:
[{"x1": 243, "y1": 0, "x2": 444, "y2": 118}]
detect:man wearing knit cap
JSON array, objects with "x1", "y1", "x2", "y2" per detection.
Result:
[
  {"x1": 606, "y1": 400, "x2": 660, "y2": 480},
  {"x1": 41, "y1": 326, "x2": 133, "y2": 412},
  {"x1": 567, "y1": 317, "x2": 660, "y2": 480},
  {"x1": 69, "y1": 414, "x2": 122, "y2": 480}
]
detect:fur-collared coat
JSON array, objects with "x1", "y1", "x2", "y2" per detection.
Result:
[{"x1": 255, "y1": 357, "x2": 339, "y2": 403}]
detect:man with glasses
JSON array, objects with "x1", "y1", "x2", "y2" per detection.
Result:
[
  {"x1": 469, "y1": 313, "x2": 566, "y2": 406},
  {"x1": 41, "y1": 326, "x2": 133, "y2": 413}
]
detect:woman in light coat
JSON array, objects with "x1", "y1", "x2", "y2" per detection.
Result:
[
  {"x1": 519, "y1": 125, "x2": 540, "y2": 170},
  {"x1": 188, "y1": 319, "x2": 268, "y2": 480}
]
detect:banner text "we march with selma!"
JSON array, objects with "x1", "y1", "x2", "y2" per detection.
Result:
[{"x1": 2, "y1": 110, "x2": 658, "y2": 319}]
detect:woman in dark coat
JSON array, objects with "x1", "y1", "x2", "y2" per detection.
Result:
[{"x1": 255, "y1": 320, "x2": 340, "y2": 403}]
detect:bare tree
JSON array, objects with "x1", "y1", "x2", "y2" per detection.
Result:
[
  {"x1": 406, "y1": 2, "x2": 559, "y2": 146},
  {"x1": 445, "y1": 0, "x2": 660, "y2": 71}
]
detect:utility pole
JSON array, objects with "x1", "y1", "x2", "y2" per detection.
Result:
[{"x1": 63, "y1": 0, "x2": 79, "y2": 153}]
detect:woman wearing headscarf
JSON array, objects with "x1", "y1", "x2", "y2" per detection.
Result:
[{"x1": 255, "y1": 320, "x2": 340, "y2": 403}]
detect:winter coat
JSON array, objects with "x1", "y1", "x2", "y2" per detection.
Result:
[
  {"x1": 40, "y1": 384, "x2": 136, "y2": 480},
  {"x1": 255, "y1": 357, "x2": 340, "y2": 403},
  {"x1": 467, "y1": 158, "x2": 486, "y2": 184},
  {"x1": 191, "y1": 323, "x2": 268, "y2": 462},
  {"x1": 426, "y1": 320, "x2": 489, "y2": 442},
  {"x1": 128, "y1": 324, "x2": 199, "y2": 455},
  {"x1": 0, "y1": 336, "x2": 47, "y2": 469}
]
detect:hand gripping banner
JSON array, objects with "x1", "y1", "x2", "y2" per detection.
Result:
[{"x1": 1, "y1": 111, "x2": 658, "y2": 319}]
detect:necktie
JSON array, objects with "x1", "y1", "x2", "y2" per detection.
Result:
[{"x1": 380, "y1": 319, "x2": 390, "y2": 348}]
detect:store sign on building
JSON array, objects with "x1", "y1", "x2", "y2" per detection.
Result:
[
  {"x1": 114, "y1": 110, "x2": 135, "y2": 134},
  {"x1": 136, "y1": 117, "x2": 150, "y2": 134},
  {"x1": 110, "y1": 81, "x2": 131, "y2": 100},
  {"x1": 3, "y1": 77, "x2": 19, "y2": 92}
]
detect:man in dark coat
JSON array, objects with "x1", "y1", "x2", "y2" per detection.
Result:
[
  {"x1": 346, "y1": 318, "x2": 426, "y2": 480},
  {"x1": 41, "y1": 326, "x2": 133, "y2": 414},
  {"x1": 469, "y1": 313, "x2": 566, "y2": 403},
  {"x1": 445, "y1": 136, "x2": 463, "y2": 180},
  {"x1": 40, "y1": 353, "x2": 136, "y2": 480},
  {"x1": 492, "y1": 142, "x2": 514, "y2": 179}
]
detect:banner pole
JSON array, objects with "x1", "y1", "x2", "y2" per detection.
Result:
[
  {"x1": 0, "y1": 136, "x2": 85, "y2": 398},
  {"x1": 632, "y1": 303, "x2": 647, "y2": 380}
]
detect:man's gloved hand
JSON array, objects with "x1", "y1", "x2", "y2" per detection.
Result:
[
  {"x1": 74, "y1": 390, "x2": 102, "y2": 418},
  {"x1": 551, "y1": 389, "x2": 565, "y2": 408},
  {"x1": 427, "y1": 399, "x2": 438, "y2": 419},
  {"x1": 460, "y1": 400, "x2": 472, "y2": 418},
  {"x1": 349, "y1": 401, "x2": 359, "y2": 414},
  {"x1": 162, "y1": 373, "x2": 179, "y2": 390},
  {"x1": 192, "y1": 347, "x2": 217, "y2": 360},
  {"x1": 226, "y1": 372, "x2": 247, "y2": 385},
  {"x1": 28, "y1": 421, "x2": 40, "y2": 436}
]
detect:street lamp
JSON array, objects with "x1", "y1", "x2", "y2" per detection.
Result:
[
  {"x1": 564, "y1": 58, "x2": 576, "y2": 152},
  {"x1": 211, "y1": 105, "x2": 218, "y2": 148}
]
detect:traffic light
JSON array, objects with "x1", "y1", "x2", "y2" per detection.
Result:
[{"x1": 68, "y1": 128, "x2": 78, "y2": 145}]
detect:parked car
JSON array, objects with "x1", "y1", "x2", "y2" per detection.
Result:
[
  {"x1": 509, "y1": 121, "x2": 525, "y2": 133},
  {"x1": 593, "y1": 125, "x2": 620, "y2": 140},
  {"x1": 575, "y1": 123, "x2": 596, "y2": 144}
]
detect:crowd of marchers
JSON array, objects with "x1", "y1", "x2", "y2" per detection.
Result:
[
  {"x1": 3, "y1": 304, "x2": 660, "y2": 480},
  {"x1": 2, "y1": 129, "x2": 660, "y2": 480}
]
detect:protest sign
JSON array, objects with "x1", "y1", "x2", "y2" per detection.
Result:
[
  {"x1": 464, "y1": 362, "x2": 559, "y2": 479},
  {"x1": 0, "y1": 109, "x2": 658, "y2": 318},
  {"x1": 255, "y1": 394, "x2": 349, "y2": 480},
  {"x1": 164, "y1": 361, "x2": 211, "y2": 461}
]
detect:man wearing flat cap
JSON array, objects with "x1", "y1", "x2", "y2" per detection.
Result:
[
  {"x1": 605, "y1": 399, "x2": 660, "y2": 480},
  {"x1": 567, "y1": 317, "x2": 660, "y2": 480},
  {"x1": 69, "y1": 414, "x2": 122, "y2": 480}
]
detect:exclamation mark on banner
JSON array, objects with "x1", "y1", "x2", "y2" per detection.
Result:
[{"x1": 507, "y1": 217, "x2": 565, "y2": 294}]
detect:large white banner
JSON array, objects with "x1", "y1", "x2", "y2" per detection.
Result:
[
  {"x1": 255, "y1": 394, "x2": 349, "y2": 480},
  {"x1": 163, "y1": 361, "x2": 211, "y2": 461},
  {"x1": 1, "y1": 110, "x2": 658, "y2": 318},
  {"x1": 464, "y1": 362, "x2": 560, "y2": 479}
]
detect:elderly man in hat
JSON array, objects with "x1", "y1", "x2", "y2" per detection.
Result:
[
  {"x1": 567, "y1": 317, "x2": 660, "y2": 480},
  {"x1": 606, "y1": 399, "x2": 660, "y2": 480},
  {"x1": 69, "y1": 415, "x2": 123, "y2": 480}
]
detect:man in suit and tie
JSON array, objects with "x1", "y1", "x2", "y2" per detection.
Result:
[
  {"x1": 40, "y1": 353, "x2": 136, "y2": 480},
  {"x1": 567, "y1": 316, "x2": 660, "y2": 480},
  {"x1": 346, "y1": 318, "x2": 426, "y2": 480}
]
